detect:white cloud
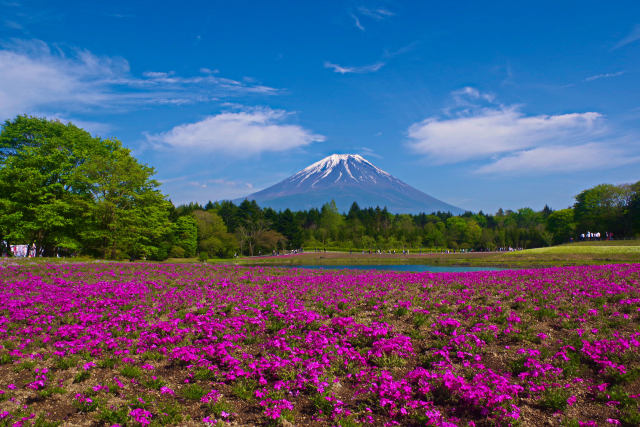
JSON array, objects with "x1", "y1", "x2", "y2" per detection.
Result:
[
  {"x1": 408, "y1": 107, "x2": 602, "y2": 163},
  {"x1": 612, "y1": 24, "x2": 640, "y2": 50},
  {"x1": 407, "y1": 86, "x2": 640, "y2": 175},
  {"x1": 324, "y1": 61, "x2": 385, "y2": 74},
  {"x1": 0, "y1": 39, "x2": 277, "y2": 120},
  {"x1": 584, "y1": 71, "x2": 625, "y2": 82},
  {"x1": 476, "y1": 143, "x2": 640, "y2": 174},
  {"x1": 146, "y1": 107, "x2": 325, "y2": 156}
]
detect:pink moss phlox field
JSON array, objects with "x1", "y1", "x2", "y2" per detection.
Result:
[{"x1": 0, "y1": 263, "x2": 639, "y2": 425}]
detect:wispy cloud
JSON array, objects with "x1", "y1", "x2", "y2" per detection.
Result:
[
  {"x1": 3, "y1": 19, "x2": 23, "y2": 30},
  {"x1": 324, "y1": 61, "x2": 385, "y2": 74},
  {"x1": 324, "y1": 40, "x2": 416, "y2": 76},
  {"x1": 0, "y1": 39, "x2": 278, "y2": 120},
  {"x1": 382, "y1": 41, "x2": 419, "y2": 59},
  {"x1": 451, "y1": 86, "x2": 495, "y2": 105},
  {"x1": 30, "y1": 113, "x2": 113, "y2": 136},
  {"x1": 358, "y1": 146, "x2": 383, "y2": 158},
  {"x1": 158, "y1": 174, "x2": 257, "y2": 204},
  {"x1": 584, "y1": 71, "x2": 625, "y2": 82},
  {"x1": 146, "y1": 107, "x2": 325, "y2": 156},
  {"x1": 350, "y1": 13, "x2": 364, "y2": 31},
  {"x1": 357, "y1": 7, "x2": 394, "y2": 21},
  {"x1": 348, "y1": 5, "x2": 394, "y2": 31},
  {"x1": 612, "y1": 24, "x2": 640, "y2": 50}
]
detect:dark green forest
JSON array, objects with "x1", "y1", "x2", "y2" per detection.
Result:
[{"x1": 1, "y1": 116, "x2": 639, "y2": 259}]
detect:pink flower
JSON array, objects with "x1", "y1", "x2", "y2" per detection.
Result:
[
  {"x1": 160, "y1": 386, "x2": 175, "y2": 396},
  {"x1": 130, "y1": 408, "x2": 152, "y2": 425}
]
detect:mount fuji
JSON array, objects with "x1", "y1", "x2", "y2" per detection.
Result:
[{"x1": 236, "y1": 154, "x2": 464, "y2": 214}]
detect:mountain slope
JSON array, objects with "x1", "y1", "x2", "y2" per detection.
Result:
[{"x1": 236, "y1": 154, "x2": 464, "y2": 214}]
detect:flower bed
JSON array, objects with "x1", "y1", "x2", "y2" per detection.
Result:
[{"x1": 0, "y1": 262, "x2": 638, "y2": 426}]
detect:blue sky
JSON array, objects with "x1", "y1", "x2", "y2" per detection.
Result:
[{"x1": 1, "y1": 0, "x2": 639, "y2": 213}]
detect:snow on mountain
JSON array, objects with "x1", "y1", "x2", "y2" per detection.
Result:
[
  {"x1": 235, "y1": 154, "x2": 464, "y2": 214},
  {"x1": 287, "y1": 154, "x2": 392, "y2": 187}
]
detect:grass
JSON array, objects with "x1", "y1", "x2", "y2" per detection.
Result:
[
  {"x1": 179, "y1": 384, "x2": 206, "y2": 401},
  {"x1": 223, "y1": 241, "x2": 640, "y2": 268},
  {"x1": 120, "y1": 364, "x2": 142, "y2": 379},
  {"x1": 3, "y1": 240, "x2": 638, "y2": 269},
  {"x1": 512, "y1": 244, "x2": 640, "y2": 255}
]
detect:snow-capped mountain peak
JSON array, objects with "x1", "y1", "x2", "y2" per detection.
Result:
[
  {"x1": 290, "y1": 154, "x2": 392, "y2": 187},
  {"x1": 235, "y1": 153, "x2": 463, "y2": 214}
]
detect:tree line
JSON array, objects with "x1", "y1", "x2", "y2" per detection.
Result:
[{"x1": 1, "y1": 116, "x2": 638, "y2": 259}]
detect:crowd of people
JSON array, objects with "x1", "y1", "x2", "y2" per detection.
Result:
[
  {"x1": 2, "y1": 243, "x2": 36, "y2": 258},
  {"x1": 579, "y1": 231, "x2": 613, "y2": 241}
]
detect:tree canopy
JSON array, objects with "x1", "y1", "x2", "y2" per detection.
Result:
[{"x1": 0, "y1": 116, "x2": 171, "y2": 259}]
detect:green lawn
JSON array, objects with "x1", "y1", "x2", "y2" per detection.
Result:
[
  {"x1": 561, "y1": 239, "x2": 640, "y2": 247},
  {"x1": 510, "y1": 243, "x2": 640, "y2": 255}
]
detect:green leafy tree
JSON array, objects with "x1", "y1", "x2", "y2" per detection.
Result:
[
  {"x1": 0, "y1": 116, "x2": 95, "y2": 255},
  {"x1": 193, "y1": 210, "x2": 236, "y2": 258},
  {"x1": 0, "y1": 116, "x2": 172, "y2": 259},
  {"x1": 319, "y1": 200, "x2": 344, "y2": 244},
  {"x1": 546, "y1": 209, "x2": 576, "y2": 244},
  {"x1": 171, "y1": 216, "x2": 198, "y2": 257},
  {"x1": 574, "y1": 184, "x2": 630, "y2": 235},
  {"x1": 76, "y1": 138, "x2": 171, "y2": 259},
  {"x1": 629, "y1": 181, "x2": 640, "y2": 236}
]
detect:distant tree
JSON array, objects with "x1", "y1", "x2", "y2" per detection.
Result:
[
  {"x1": 446, "y1": 217, "x2": 467, "y2": 245},
  {"x1": 276, "y1": 209, "x2": 302, "y2": 248},
  {"x1": 629, "y1": 181, "x2": 640, "y2": 236},
  {"x1": 193, "y1": 210, "x2": 236, "y2": 258},
  {"x1": 546, "y1": 209, "x2": 576, "y2": 244},
  {"x1": 171, "y1": 216, "x2": 198, "y2": 257},
  {"x1": 257, "y1": 229, "x2": 287, "y2": 252},
  {"x1": 319, "y1": 200, "x2": 344, "y2": 244},
  {"x1": 574, "y1": 184, "x2": 629, "y2": 235}
]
